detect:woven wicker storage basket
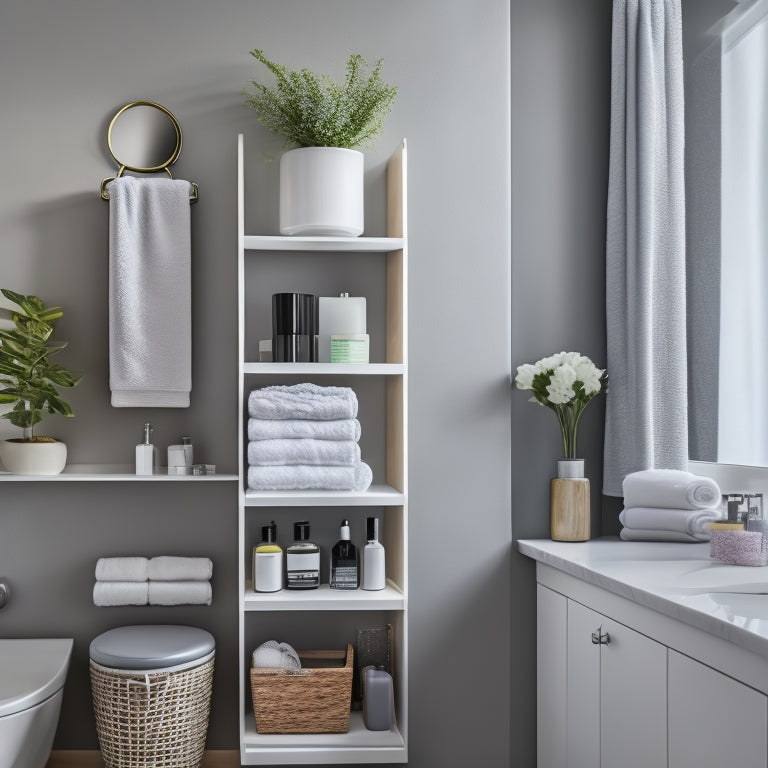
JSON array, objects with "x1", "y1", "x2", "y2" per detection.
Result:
[
  {"x1": 250, "y1": 644, "x2": 353, "y2": 734},
  {"x1": 90, "y1": 651, "x2": 214, "y2": 768}
]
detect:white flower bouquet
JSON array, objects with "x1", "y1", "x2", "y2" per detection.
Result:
[{"x1": 515, "y1": 352, "x2": 606, "y2": 459}]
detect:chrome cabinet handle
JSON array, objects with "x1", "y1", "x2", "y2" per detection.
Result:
[
  {"x1": 0, "y1": 582, "x2": 8, "y2": 609},
  {"x1": 591, "y1": 626, "x2": 610, "y2": 645}
]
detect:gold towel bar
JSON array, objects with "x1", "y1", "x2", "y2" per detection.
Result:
[{"x1": 100, "y1": 166, "x2": 199, "y2": 202}]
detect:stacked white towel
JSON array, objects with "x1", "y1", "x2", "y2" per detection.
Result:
[
  {"x1": 93, "y1": 556, "x2": 213, "y2": 606},
  {"x1": 619, "y1": 469, "x2": 724, "y2": 543},
  {"x1": 247, "y1": 384, "x2": 373, "y2": 492}
]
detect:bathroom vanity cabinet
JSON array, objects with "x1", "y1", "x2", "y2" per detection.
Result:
[
  {"x1": 523, "y1": 540, "x2": 768, "y2": 768},
  {"x1": 236, "y1": 135, "x2": 408, "y2": 765}
]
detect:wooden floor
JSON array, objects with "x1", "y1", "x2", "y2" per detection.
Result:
[{"x1": 47, "y1": 750, "x2": 240, "y2": 767}]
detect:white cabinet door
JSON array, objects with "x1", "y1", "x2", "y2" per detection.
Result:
[
  {"x1": 566, "y1": 601, "x2": 667, "y2": 768},
  {"x1": 599, "y1": 615, "x2": 667, "y2": 768},
  {"x1": 537, "y1": 585, "x2": 567, "y2": 768},
  {"x1": 567, "y1": 601, "x2": 601, "y2": 768},
  {"x1": 668, "y1": 649, "x2": 768, "y2": 768}
]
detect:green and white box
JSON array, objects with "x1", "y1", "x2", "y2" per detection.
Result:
[{"x1": 330, "y1": 334, "x2": 369, "y2": 364}]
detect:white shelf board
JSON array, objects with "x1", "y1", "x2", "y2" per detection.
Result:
[
  {"x1": 243, "y1": 581, "x2": 404, "y2": 611},
  {"x1": 244, "y1": 484, "x2": 404, "y2": 507},
  {"x1": 241, "y1": 711, "x2": 406, "y2": 765},
  {"x1": 243, "y1": 235, "x2": 404, "y2": 253},
  {"x1": 0, "y1": 464, "x2": 237, "y2": 481},
  {"x1": 243, "y1": 363, "x2": 404, "y2": 376}
]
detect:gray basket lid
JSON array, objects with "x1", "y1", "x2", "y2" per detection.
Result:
[{"x1": 90, "y1": 625, "x2": 215, "y2": 670}]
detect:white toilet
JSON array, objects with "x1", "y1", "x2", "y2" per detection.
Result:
[{"x1": 0, "y1": 638, "x2": 73, "y2": 768}]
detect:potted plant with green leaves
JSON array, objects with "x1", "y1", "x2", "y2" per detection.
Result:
[
  {"x1": 0, "y1": 289, "x2": 82, "y2": 475},
  {"x1": 243, "y1": 49, "x2": 398, "y2": 237}
]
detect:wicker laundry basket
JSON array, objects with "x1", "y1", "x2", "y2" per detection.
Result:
[
  {"x1": 90, "y1": 650, "x2": 214, "y2": 768},
  {"x1": 250, "y1": 644, "x2": 353, "y2": 734}
]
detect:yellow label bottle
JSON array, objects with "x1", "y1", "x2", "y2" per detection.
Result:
[{"x1": 253, "y1": 521, "x2": 283, "y2": 592}]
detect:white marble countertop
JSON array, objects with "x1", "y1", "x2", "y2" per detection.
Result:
[{"x1": 518, "y1": 537, "x2": 768, "y2": 658}]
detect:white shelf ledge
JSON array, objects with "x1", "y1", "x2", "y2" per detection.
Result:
[
  {"x1": 243, "y1": 363, "x2": 404, "y2": 376},
  {"x1": 241, "y1": 711, "x2": 406, "y2": 765},
  {"x1": 243, "y1": 581, "x2": 404, "y2": 611},
  {"x1": 243, "y1": 235, "x2": 404, "y2": 253},
  {"x1": 0, "y1": 464, "x2": 238, "y2": 481},
  {"x1": 244, "y1": 484, "x2": 404, "y2": 507}
]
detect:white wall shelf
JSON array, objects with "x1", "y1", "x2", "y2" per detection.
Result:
[
  {"x1": 244, "y1": 485, "x2": 405, "y2": 507},
  {"x1": 0, "y1": 464, "x2": 237, "y2": 481},
  {"x1": 243, "y1": 235, "x2": 404, "y2": 253},
  {"x1": 241, "y1": 713, "x2": 406, "y2": 765},
  {"x1": 237, "y1": 134, "x2": 408, "y2": 765},
  {"x1": 243, "y1": 363, "x2": 405, "y2": 376},
  {"x1": 243, "y1": 581, "x2": 404, "y2": 611}
]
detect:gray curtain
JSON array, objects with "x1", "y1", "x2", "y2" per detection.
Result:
[{"x1": 603, "y1": 0, "x2": 688, "y2": 496}]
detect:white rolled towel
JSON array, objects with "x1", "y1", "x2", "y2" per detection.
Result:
[
  {"x1": 95, "y1": 557, "x2": 149, "y2": 582},
  {"x1": 622, "y1": 469, "x2": 721, "y2": 510},
  {"x1": 619, "y1": 506, "x2": 724, "y2": 537},
  {"x1": 248, "y1": 417, "x2": 361, "y2": 442},
  {"x1": 252, "y1": 640, "x2": 301, "y2": 670},
  {"x1": 248, "y1": 383, "x2": 358, "y2": 421},
  {"x1": 148, "y1": 580, "x2": 212, "y2": 606},
  {"x1": 148, "y1": 556, "x2": 213, "y2": 581},
  {"x1": 247, "y1": 461, "x2": 373, "y2": 491},
  {"x1": 248, "y1": 439, "x2": 361, "y2": 467},
  {"x1": 619, "y1": 528, "x2": 708, "y2": 543},
  {"x1": 93, "y1": 581, "x2": 149, "y2": 607}
]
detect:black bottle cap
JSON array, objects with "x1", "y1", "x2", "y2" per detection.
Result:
[
  {"x1": 294, "y1": 520, "x2": 310, "y2": 540},
  {"x1": 366, "y1": 517, "x2": 378, "y2": 541},
  {"x1": 272, "y1": 293, "x2": 316, "y2": 335},
  {"x1": 262, "y1": 521, "x2": 276, "y2": 543}
]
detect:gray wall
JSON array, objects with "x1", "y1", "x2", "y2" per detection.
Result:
[
  {"x1": 510, "y1": 0, "x2": 612, "y2": 759},
  {"x1": 0, "y1": 1, "x2": 512, "y2": 766}
]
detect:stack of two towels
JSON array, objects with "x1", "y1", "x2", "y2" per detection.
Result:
[
  {"x1": 619, "y1": 469, "x2": 724, "y2": 543},
  {"x1": 93, "y1": 556, "x2": 213, "y2": 606},
  {"x1": 247, "y1": 383, "x2": 372, "y2": 491}
]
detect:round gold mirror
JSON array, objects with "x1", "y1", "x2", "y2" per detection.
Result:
[{"x1": 107, "y1": 101, "x2": 182, "y2": 173}]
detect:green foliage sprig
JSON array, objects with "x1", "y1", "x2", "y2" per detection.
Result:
[
  {"x1": 243, "y1": 50, "x2": 397, "y2": 149},
  {"x1": 0, "y1": 289, "x2": 82, "y2": 438}
]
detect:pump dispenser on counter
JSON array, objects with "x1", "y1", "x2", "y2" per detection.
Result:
[
  {"x1": 135, "y1": 423, "x2": 155, "y2": 475},
  {"x1": 362, "y1": 517, "x2": 386, "y2": 591},
  {"x1": 253, "y1": 521, "x2": 283, "y2": 593}
]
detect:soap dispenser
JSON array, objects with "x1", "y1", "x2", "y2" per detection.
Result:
[
  {"x1": 253, "y1": 521, "x2": 283, "y2": 593},
  {"x1": 362, "y1": 517, "x2": 386, "y2": 591},
  {"x1": 135, "y1": 423, "x2": 155, "y2": 475},
  {"x1": 331, "y1": 519, "x2": 359, "y2": 590}
]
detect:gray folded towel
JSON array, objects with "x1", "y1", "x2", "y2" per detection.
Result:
[{"x1": 248, "y1": 439, "x2": 360, "y2": 467}]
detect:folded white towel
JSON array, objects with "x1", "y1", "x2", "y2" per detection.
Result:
[
  {"x1": 622, "y1": 469, "x2": 721, "y2": 510},
  {"x1": 619, "y1": 528, "x2": 708, "y2": 543},
  {"x1": 148, "y1": 556, "x2": 213, "y2": 582},
  {"x1": 248, "y1": 383, "x2": 358, "y2": 421},
  {"x1": 248, "y1": 417, "x2": 361, "y2": 442},
  {"x1": 148, "y1": 580, "x2": 212, "y2": 606},
  {"x1": 248, "y1": 439, "x2": 361, "y2": 467},
  {"x1": 108, "y1": 176, "x2": 192, "y2": 408},
  {"x1": 619, "y1": 506, "x2": 724, "y2": 537},
  {"x1": 247, "y1": 461, "x2": 373, "y2": 491},
  {"x1": 93, "y1": 581, "x2": 149, "y2": 607},
  {"x1": 252, "y1": 640, "x2": 301, "y2": 670},
  {"x1": 95, "y1": 557, "x2": 149, "y2": 582}
]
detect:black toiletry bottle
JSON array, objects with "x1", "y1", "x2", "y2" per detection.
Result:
[
  {"x1": 285, "y1": 520, "x2": 320, "y2": 589},
  {"x1": 330, "y1": 519, "x2": 359, "y2": 589}
]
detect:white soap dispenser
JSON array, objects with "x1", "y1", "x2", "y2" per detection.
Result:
[
  {"x1": 362, "y1": 516, "x2": 386, "y2": 591},
  {"x1": 135, "y1": 422, "x2": 155, "y2": 475}
]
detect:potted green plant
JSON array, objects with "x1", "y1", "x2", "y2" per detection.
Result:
[
  {"x1": 0, "y1": 289, "x2": 82, "y2": 475},
  {"x1": 244, "y1": 49, "x2": 397, "y2": 237}
]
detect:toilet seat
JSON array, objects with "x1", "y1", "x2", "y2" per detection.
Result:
[{"x1": 0, "y1": 639, "x2": 73, "y2": 717}]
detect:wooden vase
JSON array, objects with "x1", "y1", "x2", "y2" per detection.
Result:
[{"x1": 550, "y1": 477, "x2": 590, "y2": 541}]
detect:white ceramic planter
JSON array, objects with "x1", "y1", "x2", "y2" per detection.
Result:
[
  {"x1": 279, "y1": 147, "x2": 364, "y2": 237},
  {"x1": 0, "y1": 439, "x2": 67, "y2": 475}
]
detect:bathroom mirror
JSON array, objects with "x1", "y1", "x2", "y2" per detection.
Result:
[
  {"x1": 684, "y1": 0, "x2": 768, "y2": 467},
  {"x1": 107, "y1": 101, "x2": 182, "y2": 172}
]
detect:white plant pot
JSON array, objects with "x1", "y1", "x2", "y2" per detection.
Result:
[
  {"x1": 0, "y1": 439, "x2": 67, "y2": 475},
  {"x1": 279, "y1": 147, "x2": 364, "y2": 237}
]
